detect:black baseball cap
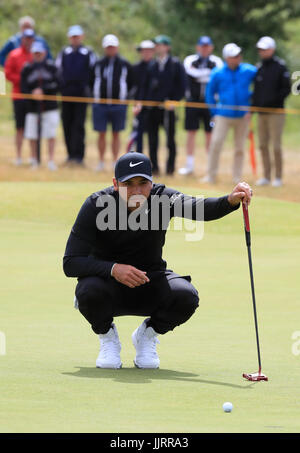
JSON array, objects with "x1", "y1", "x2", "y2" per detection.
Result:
[{"x1": 115, "y1": 152, "x2": 152, "y2": 182}]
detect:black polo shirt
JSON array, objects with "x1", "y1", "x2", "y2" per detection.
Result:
[{"x1": 63, "y1": 184, "x2": 239, "y2": 279}]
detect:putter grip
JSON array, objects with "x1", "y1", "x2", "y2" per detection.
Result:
[{"x1": 242, "y1": 203, "x2": 251, "y2": 246}]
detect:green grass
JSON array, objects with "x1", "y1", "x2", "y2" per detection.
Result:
[{"x1": 0, "y1": 182, "x2": 300, "y2": 433}]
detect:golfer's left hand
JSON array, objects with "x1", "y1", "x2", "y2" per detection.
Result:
[{"x1": 228, "y1": 182, "x2": 253, "y2": 207}]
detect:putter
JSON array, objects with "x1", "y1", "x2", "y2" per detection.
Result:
[{"x1": 242, "y1": 202, "x2": 268, "y2": 382}]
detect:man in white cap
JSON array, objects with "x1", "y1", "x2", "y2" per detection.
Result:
[
  {"x1": 91, "y1": 34, "x2": 133, "y2": 171},
  {"x1": 130, "y1": 40, "x2": 156, "y2": 153},
  {"x1": 252, "y1": 37, "x2": 291, "y2": 187},
  {"x1": 56, "y1": 25, "x2": 96, "y2": 166},
  {"x1": 204, "y1": 43, "x2": 257, "y2": 184}
]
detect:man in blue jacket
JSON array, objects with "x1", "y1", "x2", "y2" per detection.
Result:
[
  {"x1": 0, "y1": 16, "x2": 52, "y2": 66},
  {"x1": 203, "y1": 43, "x2": 257, "y2": 184}
]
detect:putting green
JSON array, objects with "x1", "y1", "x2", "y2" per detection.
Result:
[{"x1": 0, "y1": 182, "x2": 299, "y2": 433}]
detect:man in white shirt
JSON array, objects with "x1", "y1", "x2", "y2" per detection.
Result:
[{"x1": 179, "y1": 36, "x2": 223, "y2": 176}]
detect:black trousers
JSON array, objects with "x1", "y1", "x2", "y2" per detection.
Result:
[
  {"x1": 61, "y1": 101, "x2": 87, "y2": 162},
  {"x1": 75, "y1": 271, "x2": 199, "y2": 335},
  {"x1": 135, "y1": 109, "x2": 149, "y2": 154},
  {"x1": 147, "y1": 108, "x2": 177, "y2": 175}
]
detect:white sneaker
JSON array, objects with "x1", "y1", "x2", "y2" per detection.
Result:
[
  {"x1": 272, "y1": 178, "x2": 283, "y2": 187},
  {"x1": 132, "y1": 318, "x2": 160, "y2": 369},
  {"x1": 95, "y1": 161, "x2": 105, "y2": 172},
  {"x1": 31, "y1": 159, "x2": 39, "y2": 170},
  {"x1": 47, "y1": 161, "x2": 57, "y2": 171},
  {"x1": 200, "y1": 175, "x2": 215, "y2": 184},
  {"x1": 178, "y1": 167, "x2": 193, "y2": 176},
  {"x1": 255, "y1": 178, "x2": 270, "y2": 186},
  {"x1": 96, "y1": 323, "x2": 122, "y2": 369},
  {"x1": 13, "y1": 158, "x2": 22, "y2": 166}
]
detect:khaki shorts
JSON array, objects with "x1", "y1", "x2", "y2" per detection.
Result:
[{"x1": 24, "y1": 110, "x2": 59, "y2": 139}]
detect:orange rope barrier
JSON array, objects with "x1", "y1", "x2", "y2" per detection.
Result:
[{"x1": 0, "y1": 92, "x2": 298, "y2": 115}]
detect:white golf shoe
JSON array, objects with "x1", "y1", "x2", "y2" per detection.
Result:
[
  {"x1": 272, "y1": 178, "x2": 283, "y2": 187},
  {"x1": 96, "y1": 323, "x2": 122, "y2": 369},
  {"x1": 255, "y1": 177, "x2": 270, "y2": 186},
  {"x1": 200, "y1": 174, "x2": 215, "y2": 184},
  {"x1": 132, "y1": 318, "x2": 160, "y2": 369},
  {"x1": 178, "y1": 167, "x2": 193, "y2": 176},
  {"x1": 13, "y1": 157, "x2": 22, "y2": 166},
  {"x1": 47, "y1": 160, "x2": 57, "y2": 171},
  {"x1": 30, "y1": 158, "x2": 39, "y2": 170},
  {"x1": 95, "y1": 161, "x2": 105, "y2": 172}
]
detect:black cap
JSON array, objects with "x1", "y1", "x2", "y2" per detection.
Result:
[{"x1": 115, "y1": 152, "x2": 152, "y2": 182}]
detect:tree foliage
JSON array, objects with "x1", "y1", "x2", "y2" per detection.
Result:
[
  {"x1": 0, "y1": 0, "x2": 300, "y2": 64},
  {"x1": 159, "y1": 0, "x2": 300, "y2": 61}
]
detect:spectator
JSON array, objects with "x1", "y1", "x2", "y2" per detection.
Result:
[
  {"x1": 130, "y1": 40, "x2": 156, "y2": 153},
  {"x1": 204, "y1": 43, "x2": 257, "y2": 184},
  {"x1": 179, "y1": 36, "x2": 223, "y2": 176},
  {"x1": 253, "y1": 36, "x2": 291, "y2": 188},
  {"x1": 91, "y1": 34, "x2": 133, "y2": 171},
  {"x1": 21, "y1": 41, "x2": 60, "y2": 170},
  {"x1": 145, "y1": 35, "x2": 186, "y2": 175},
  {"x1": 0, "y1": 16, "x2": 52, "y2": 67},
  {"x1": 56, "y1": 25, "x2": 96, "y2": 166},
  {"x1": 4, "y1": 28, "x2": 35, "y2": 166}
]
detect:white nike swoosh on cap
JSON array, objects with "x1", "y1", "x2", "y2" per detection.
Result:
[{"x1": 129, "y1": 161, "x2": 144, "y2": 167}]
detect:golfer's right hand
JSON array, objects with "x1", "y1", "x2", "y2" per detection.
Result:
[{"x1": 111, "y1": 263, "x2": 150, "y2": 288}]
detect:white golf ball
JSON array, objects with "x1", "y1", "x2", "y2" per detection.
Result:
[{"x1": 223, "y1": 402, "x2": 233, "y2": 413}]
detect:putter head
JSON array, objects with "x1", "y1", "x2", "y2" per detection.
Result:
[{"x1": 243, "y1": 371, "x2": 268, "y2": 382}]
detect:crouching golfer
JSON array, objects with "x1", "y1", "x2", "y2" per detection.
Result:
[{"x1": 63, "y1": 152, "x2": 252, "y2": 369}]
